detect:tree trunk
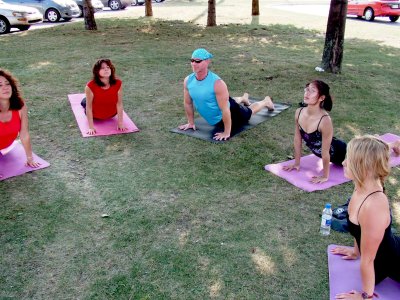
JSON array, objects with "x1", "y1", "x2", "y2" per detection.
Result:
[
  {"x1": 207, "y1": 0, "x2": 216, "y2": 27},
  {"x1": 252, "y1": 0, "x2": 259, "y2": 16},
  {"x1": 320, "y1": 0, "x2": 348, "y2": 73},
  {"x1": 83, "y1": 0, "x2": 97, "y2": 30},
  {"x1": 145, "y1": 0, "x2": 153, "y2": 16}
]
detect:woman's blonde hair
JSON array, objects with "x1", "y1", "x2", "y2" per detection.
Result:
[{"x1": 346, "y1": 135, "x2": 390, "y2": 188}]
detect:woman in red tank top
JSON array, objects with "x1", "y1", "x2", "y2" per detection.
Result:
[
  {"x1": 82, "y1": 59, "x2": 127, "y2": 135},
  {"x1": 0, "y1": 69, "x2": 40, "y2": 177}
]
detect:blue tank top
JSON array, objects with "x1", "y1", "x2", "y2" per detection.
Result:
[{"x1": 186, "y1": 71, "x2": 226, "y2": 125}]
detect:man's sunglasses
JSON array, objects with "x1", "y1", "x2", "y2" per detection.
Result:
[{"x1": 190, "y1": 59, "x2": 203, "y2": 63}]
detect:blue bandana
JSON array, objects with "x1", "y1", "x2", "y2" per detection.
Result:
[{"x1": 191, "y1": 48, "x2": 213, "y2": 60}]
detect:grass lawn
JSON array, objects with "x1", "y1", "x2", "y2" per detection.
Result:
[{"x1": 1, "y1": 17, "x2": 399, "y2": 299}]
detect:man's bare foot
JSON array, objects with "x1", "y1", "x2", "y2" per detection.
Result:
[
  {"x1": 235, "y1": 93, "x2": 251, "y2": 106},
  {"x1": 263, "y1": 96, "x2": 274, "y2": 111}
]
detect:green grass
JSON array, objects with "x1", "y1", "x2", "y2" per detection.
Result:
[{"x1": 1, "y1": 17, "x2": 400, "y2": 299}]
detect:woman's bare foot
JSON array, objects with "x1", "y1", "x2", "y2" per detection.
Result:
[
  {"x1": 391, "y1": 140, "x2": 400, "y2": 156},
  {"x1": 263, "y1": 96, "x2": 275, "y2": 111}
]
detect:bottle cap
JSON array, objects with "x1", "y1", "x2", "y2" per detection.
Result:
[{"x1": 325, "y1": 203, "x2": 332, "y2": 208}]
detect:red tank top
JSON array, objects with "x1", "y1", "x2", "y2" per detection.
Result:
[
  {"x1": 0, "y1": 110, "x2": 21, "y2": 150},
  {"x1": 87, "y1": 79, "x2": 122, "y2": 119}
]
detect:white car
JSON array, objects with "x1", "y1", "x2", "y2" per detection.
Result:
[
  {"x1": 0, "y1": 0, "x2": 42, "y2": 34},
  {"x1": 74, "y1": 0, "x2": 103, "y2": 17}
]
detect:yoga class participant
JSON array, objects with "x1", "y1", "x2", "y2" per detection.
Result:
[
  {"x1": 332, "y1": 135, "x2": 400, "y2": 300},
  {"x1": 283, "y1": 80, "x2": 347, "y2": 183},
  {"x1": 178, "y1": 48, "x2": 275, "y2": 141},
  {"x1": 82, "y1": 58, "x2": 127, "y2": 135},
  {"x1": 0, "y1": 69, "x2": 40, "y2": 178}
]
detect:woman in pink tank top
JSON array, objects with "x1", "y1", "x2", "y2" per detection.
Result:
[{"x1": 0, "y1": 69, "x2": 40, "y2": 177}]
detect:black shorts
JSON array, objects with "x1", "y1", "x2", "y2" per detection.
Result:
[{"x1": 216, "y1": 97, "x2": 252, "y2": 129}]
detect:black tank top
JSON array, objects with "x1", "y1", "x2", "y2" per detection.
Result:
[{"x1": 347, "y1": 191, "x2": 400, "y2": 283}]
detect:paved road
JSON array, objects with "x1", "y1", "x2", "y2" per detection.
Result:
[{"x1": 6, "y1": 0, "x2": 400, "y2": 48}]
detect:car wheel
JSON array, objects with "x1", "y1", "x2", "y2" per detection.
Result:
[
  {"x1": 154, "y1": 0, "x2": 164, "y2": 2},
  {"x1": 364, "y1": 8, "x2": 375, "y2": 22},
  {"x1": 46, "y1": 8, "x2": 61, "y2": 22},
  {"x1": 109, "y1": 0, "x2": 122, "y2": 10},
  {"x1": 0, "y1": 17, "x2": 10, "y2": 34},
  {"x1": 16, "y1": 25, "x2": 30, "y2": 31},
  {"x1": 389, "y1": 16, "x2": 399, "y2": 22},
  {"x1": 78, "y1": 5, "x2": 83, "y2": 17}
]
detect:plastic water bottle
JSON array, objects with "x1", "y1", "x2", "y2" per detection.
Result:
[{"x1": 320, "y1": 203, "x2": 332, "y2": 236}]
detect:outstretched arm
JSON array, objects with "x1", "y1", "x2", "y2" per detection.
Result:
[
  {"x1": 85, "y1": 85, "x2": 96, "y2": 135},
  {"x1": 179, "y1": 77, "x2": 196, "y2": 131},
  {"x1": 19, "y1": 105, "x2": 40, "y2": 168},
  {"x1": 116, "y1": 83, "x2": 126, "y2": 131},
  {"x1": 283, "y1": 108, "x2": 302, "y2": 171},
  {"x1": 213, "y1": 79, "x2": 231, "y2": 141},
  {"x1": 311, "y1": 116, "x2": 333, "y2": 183}
]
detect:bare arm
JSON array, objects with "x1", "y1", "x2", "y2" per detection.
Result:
[
  {"x1": 312, "y1": 115, "x2": 333, "y2": 183},
  {"x1": 85, "y1": 85, "x2": 96, "y2": 135},
  {"x1": 213, "y1": 79, "x2": 231, "y2": 141},
  {"x1": 116, "y1": 83, "x2": 126, "y2": 130},
  {"x1": 358, "y1": 193, "x2": 389, "y2": 297},
  {"x1": 283, "y1": 108, "x2": 302, "y2": 171},
  {"x1": 19, "y1": 105, "x2": 39, "y2": 167},
  {"x1": 179, "y1": 77, "x2": 196, "y2": 130}
]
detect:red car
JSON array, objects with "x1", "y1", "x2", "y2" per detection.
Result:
[{"x1": 347, "y1": 0, "x2": 400, "y2": 22}]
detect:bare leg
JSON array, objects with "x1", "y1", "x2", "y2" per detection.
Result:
[
  {"x1": 249, "y1": 96, "x2": 274, "y2": 114},
  {"x1": 233, "y1": 93, "x2": 251, "y2": 106}
]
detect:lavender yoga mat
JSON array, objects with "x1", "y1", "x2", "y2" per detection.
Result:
[
  {"x1": 0, "y1": 142, "x2": 50, "y2": 181},
  {"x1": 264, "y1": 133, "x2": 400, "y2": 192},
  {"x1": 68, "y1": 94, "x2": 140, "y2": 137},
  {"x1": 328, "y1": 244, "x2": 400, "y2": 300}
]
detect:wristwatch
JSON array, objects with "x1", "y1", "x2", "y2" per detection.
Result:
[{"x1": 361, "y1": 292, "x2": 373, "y2": 299}]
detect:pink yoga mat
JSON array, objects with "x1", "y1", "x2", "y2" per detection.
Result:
[
  {"x1": 264, "y1": 133, "x2": 400, "y2": 192},
  {"x1": 328, "y1": 244, "x2": 400, "y2": 300},
  {"x1": 0, "y1": 142, "x2": 50, "y2": 181},
  {"x1": 68, "y1": 93, "x2": 140, "y2": 137}
]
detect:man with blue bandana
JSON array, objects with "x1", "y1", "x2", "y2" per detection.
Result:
[{"x1": 179, "y1": 48, "x2": 275, "y2": 141}]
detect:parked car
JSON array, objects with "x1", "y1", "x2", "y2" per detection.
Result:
[
  {"x1": 74, "y1": 0, "x2": 103, "y2": 17},
  {"x1": 4, "y1": 0, "x2": 80, "y2": 22},
  {"x1": 347, "y1": 0, "x2": 400, "y2": 22},
  {"x1": 100, "y1": 0, "x2": 131, "y2": 10},
  {"x1": 132, "y1": 0, "x2": 143, "y2": 5},
  {"x1": 0, "y1": 0, "x2": 42, "y2": 34}
]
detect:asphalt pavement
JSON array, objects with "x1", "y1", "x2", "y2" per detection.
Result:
[{"x1": 5, "y1": 0, "x2": 400, "y2": 48}]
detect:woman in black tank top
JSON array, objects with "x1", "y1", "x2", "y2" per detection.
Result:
[
  {"x1": 283, "y1": 80, "x2": 346, "y2": 184},
  {"x1": 331, "y1": 135, "x2": 400, "y2": 300}
]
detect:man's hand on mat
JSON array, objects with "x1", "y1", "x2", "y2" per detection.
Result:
[
  {"x1": 213, "y1": 132, "x2": 230, "y2": 141},
  {"x1": 282, "y1": 164, "x2": 300, "y2": 172},
  {"x1": 335, "y1": 290, "x2": 365, "y2": 299},
  {"x1": 331, "y1": 247, "x2": 358, "y2": 260},
  {"x1": 310, "y1": 175, "x2": 328, "y2": 184},
  {"x1": 179, "y1": 123, "x2": 196, "y2": 131},
  {"x1": 87, "y1": 128, "x2": 96, "y2": 135}
]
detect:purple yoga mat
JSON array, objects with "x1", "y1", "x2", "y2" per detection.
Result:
[
  {"x1": 68, "y1": 93, "x2": 140, "y2": 137},
  {"x1": 328, "y1": 244, "x2": 400, "y2": 300},
  {"x1": 0, "y1": 142, "x2": 50, "y2": 181},
  {"x1": 264, "y1": 133, "x2": 400, "y2": 192}
]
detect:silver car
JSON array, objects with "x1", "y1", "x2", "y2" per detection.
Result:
[
  {"x1": 0, "y1": 0, "x2": 42, "y2": 34},
  {"x1": 4, "y1": 0, "x2": 80, "y2": 22},
  {"x1": 101, "y1": 0, "x2": 132, "y2": 10}
]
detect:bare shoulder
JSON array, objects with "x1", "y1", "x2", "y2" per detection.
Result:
[
  {"x1": 361, "y1": 192, "x2": 389, "y2": 215},
  {"x1": 214, "y1": 79, "x2": 228, "y2": 91}
]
